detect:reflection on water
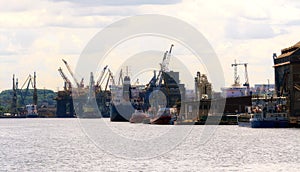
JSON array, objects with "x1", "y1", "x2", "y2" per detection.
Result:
[{"x1": 0, "y1": 118, "x2": 299, "y2": 171}]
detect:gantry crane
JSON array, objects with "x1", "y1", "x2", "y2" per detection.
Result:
[{"x1": 231, "y1": 59, "x2": 249, "y2": 88}]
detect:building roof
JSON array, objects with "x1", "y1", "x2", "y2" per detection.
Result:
[{"x1": 277, "y1": 41, "x2": 300, "y2": 59}]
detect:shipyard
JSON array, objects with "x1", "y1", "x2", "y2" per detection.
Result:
[
  {"x1": 1, "y1": 1, "x2": 300, "y2": 171},
  {"x1": 1, "y1": 42, "x2": 300, "y2": 128}
]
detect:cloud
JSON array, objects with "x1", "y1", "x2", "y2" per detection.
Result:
[
  {"x1": 225, "y1": 18, "x2": 281, "y2": 39},
  {"x1": 286, "y1": 19, "x2": 300, "y2": 26},
  {"x1": 50, "y1": 0, "x2": 181, "y2": 6}
]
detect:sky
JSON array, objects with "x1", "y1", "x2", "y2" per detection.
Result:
[{"x1": 1, "y1": 0, "x2": 300, "y2": 92}]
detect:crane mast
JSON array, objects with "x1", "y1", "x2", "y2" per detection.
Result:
[
  {"x1": 33, "y1": 72, "x2": 37, "y2": 106},
  {"x1": 243, "y1": 63, "x2": 249, "y2": 88}
]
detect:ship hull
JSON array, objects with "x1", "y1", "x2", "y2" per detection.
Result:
[
  {"x1": 250, "y1": 120, "x2": 289, "y2": 128},
  {"x1": 110, "y1": 103, "x2": 134, "y2": 122},
  {"x1": 150, "y1": 115, "x2": 172, "y2": 125}
]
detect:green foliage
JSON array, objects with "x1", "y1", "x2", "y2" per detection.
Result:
[{"x1": 0, "y1": 89, "x2": 57, "y2": 113}]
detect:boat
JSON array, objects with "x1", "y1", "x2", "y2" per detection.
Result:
[
  {"x1": 150, "y1": 108, "x2": 177, "y2": 125},
  {"x1": 238, "y1": 97, "x2": 289, "y2": 128},
  {"x1": 237, "y1": 107, "x2": 252, "y2": 127},
  {"x1": 26, "y1": 104, "x2": 38, "y2": 118},
  {"x1": 110, "y1": 102, "x2": 134, "y2": 122},
  {"x1": 129, "y1": 110, "x2": 150, "y2": 123}
]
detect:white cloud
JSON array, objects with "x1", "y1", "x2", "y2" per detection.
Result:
[{"x1": 0, "y1": 0, "x2": 300, "y2": 92}]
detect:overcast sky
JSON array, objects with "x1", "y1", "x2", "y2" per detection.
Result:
[{"x1": 1, "y1": 0, "x2": 300, "y2": 92}]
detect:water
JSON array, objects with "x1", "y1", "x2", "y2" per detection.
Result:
[{"x1": 0, "y1": 118, "x2": 299, "y2": 171}]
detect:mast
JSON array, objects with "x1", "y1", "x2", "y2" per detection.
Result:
[
  {"x1": 33, "y1": 72, "x2": 38, "y2": 105},
  {"x1": 11, "y1": 74, "x2": 18, "y2": 114}
]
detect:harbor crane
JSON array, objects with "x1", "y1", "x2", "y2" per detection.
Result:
[
  {"x1": 160, "y1": 44, "x2": 174, "y2": 73},
  {"x1": 17, "y1": 74, "x2": 33, "y2": 106},
  {"x1": 62, "y1": 59, "x2": 83, "y2": 88},
  {"x1": 158, "y1": 44, "x2": 174, "y2": 86},
  {"x1": 58, "y1": 67, "x2": 72, "y2": 91},
  {"x1": 231, "y1": 59, "x2": 249, "y2": 88},
  {"x1": 107, "y1": 68, "x2": 115, "y2": 86},
  {"x1": 95, "y1": 65, "x2": 108, "y2": 89}
]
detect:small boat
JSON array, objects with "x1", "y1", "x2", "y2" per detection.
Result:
[
  {"x1": 26, "y1": 104, "x2": 38, "y2": 118},
  {"x1": 129, "y1": 110, "x2": 150, "y2": 123},
  {"x1": 150, "y1": 108, "x2": 177, "y2": 125},
  {"x1": 237, "y1": 106, "x2": 252, "y2": 127},
  {"x1": 250, "y1": 111, "x2": 289, "y2": 128}
]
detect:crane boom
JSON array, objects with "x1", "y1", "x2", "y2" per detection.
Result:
[
  {"x1": 62, "y1": 59, "x2": 80, "y2": 88},
  {"x1": 107, "y1": 68, "x2": 115, "y2": 86},
  {"x1": 161, "y1": 44, "x2": 174, "y2": 72},
  {"x1": 58, "y1": 67, "x2": 72, "y2": 90},
  {"x1": 96, "y1": 65, "x2": 108, "y2": 87}
]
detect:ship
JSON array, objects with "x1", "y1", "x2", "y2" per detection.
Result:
[
  {"x1": 238, "y1": 96, "x2": 289, "y2": 128},
  {"x1": 110, "y1": 76, "x2": 135, "y2": 122},
  {"x1": 150, "y1": 108, "x2": 177, "y2": 125},
  {"x1": 110, "y1": 45, "x2": 182, "y2": 123}
]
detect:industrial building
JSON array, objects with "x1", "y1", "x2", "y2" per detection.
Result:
[{"x1": 273, "y1": 41, "x2": 300, "y2": 125}]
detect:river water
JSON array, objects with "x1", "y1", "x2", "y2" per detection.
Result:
[{"x1": 0, "y1": 118, "x2": 299, "y2": 171}]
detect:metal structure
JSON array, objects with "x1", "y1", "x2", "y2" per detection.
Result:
[
  {"x1": 231, "y1": 59, "x2": 249, "y2": 87},
  {"x1": 144, "y1": 44, "x2": 182, "y2": 110},
  {"x1": 95, "y1": 65, "x2": 108, "y2": 91},
  {"x1": 33, "y1": 72, "x2": 37, "y2": 106},
  {"x1": 10, "y1": 75, "x2": 18, "y2": 114},
  {"x1": 62, "y1": 59, "x2": 83, "y2": 88},
  {"x1": 56, "y1": 64, "x2": 74, "y2": 118},
  {"x1": 273, "y1": 41, "x2": 300, "y2": 125},
  {"x1": 58, "y1": 67, "x2": 72, "y2": 91}
]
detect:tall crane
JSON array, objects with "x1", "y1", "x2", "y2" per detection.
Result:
[
  {"x1": 62, "y1": 59, "x2": 81, "y2": 88},
  {"x1": 17, "y1": 74, "x2": 33, "y2": 106},
  {"x1": 95, "y1": 65, "x2": 108, "y2": 89},
  {"x1": 231, "y1": 59, "x2": 249, "y2": 88},
  {"x1": 160, "y1": 44, "x2": 174, "y2": 72},
  {"x1": 107, "y1": 68, "x2": 115, "y2": 86},
  {"x1": 33, "y1": 72, "x2": 38, "y2": 106},
  {"x1": 157, "y1": 44, "x2": 174, "y2": 85},
  {"x1": 11, "y1": 74, "x2": 18, "y2": 114},
  {"x1": 58, "y1": 67, "x2": 72, "y2": 91}
]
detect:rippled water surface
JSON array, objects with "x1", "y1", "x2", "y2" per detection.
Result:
[{"x1": 0, "y1": 118, "x2": 299, "y2": 171}]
